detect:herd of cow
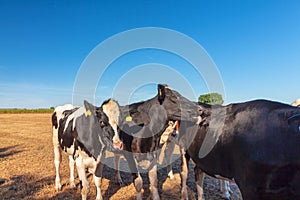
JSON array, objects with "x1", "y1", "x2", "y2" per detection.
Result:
[{"x1": 51, "y1": 84, "x2": 300, "y2": 200}]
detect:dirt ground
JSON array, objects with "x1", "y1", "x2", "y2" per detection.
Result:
[{"x1": 0, "y1": 113, "x2": 242, "y2": 199}]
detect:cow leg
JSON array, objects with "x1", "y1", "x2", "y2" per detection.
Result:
[
  {"x1": 94, "y1": 162, "x2": 104, "y2": 200},
  {"x1": 75, "y1": 157, "x2": 89, "y2": 200},
  {"x1": 194, "y1": 166, "x2": 205, "y2": 200},
  {"x1": 149, "y1": 163, "x2": 160, "y2": 200},
  {"x1": 227, "y1": 181, "x2": 233, "y2": 194},
  {"x1": 124, "y1": 153, "x2": 143, "y2": 200},
  {"x1": 165, "y1": 140, "x2": 175, "y2": 179},
  {"x1": 133, "y1": 173, "x2": 143, "y2": 200},
  {"x1": 220, "y1": 180, "x2": 232, "y2": 200},
  {"x1": 113, "y1": 154, "x2": 123, "y2": 185},
  {"x1": 180, "y1": 148, "x2": 190, "y2": 200},
  {"x1": 68, "y1": 155, "x2": 76, "y2": 188},
  {"x1": 234, "y1": 175, "x2": 261, "y2": 200},
  {"x1": 53, "y1": 135, "x2": 62, "y2": 191}
]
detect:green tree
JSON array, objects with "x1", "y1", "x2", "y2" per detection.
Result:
[{"x1": 198, "y1": 93, "x2": 224, "y2": 105}]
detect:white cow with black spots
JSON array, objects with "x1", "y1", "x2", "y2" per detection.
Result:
[{"x1": 51, "y1": 100, "x2": 122, "y2": 200}]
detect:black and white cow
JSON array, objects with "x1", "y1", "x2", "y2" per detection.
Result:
[
  {"x1": 157, "y1": 88, "x2": 300, "y2": 200},
  {"x1": 51, "y1": 100, "x2": 121, "y2": 200},
  {"x1": 52, "y1": 104, "x2": 75, "y2": 191},
  {"x1": 82, "y1": 84, "x2": 200, "y2": 200}
]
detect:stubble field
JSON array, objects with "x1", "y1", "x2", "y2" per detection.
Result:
[{"x1": 0, "y1": 113, "x2": 241, "y2": 199}]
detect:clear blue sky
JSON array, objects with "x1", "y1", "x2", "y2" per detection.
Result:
[{"x1": 0, "y1": 0, "x2": 299, "y2": 108}]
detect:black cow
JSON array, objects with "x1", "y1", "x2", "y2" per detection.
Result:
[
  {"x1": 51, "y1": 100, "x2": 117, "y2": 200},
  {"x1": 84, "y1": 84, "x2": 200, "y2": 200},
  {"x1": 160, "y1": 120, "x2": 234, "y2": 199},
  {"x1": 161, "y1": 96, "x2": 300, "y2": 200}
]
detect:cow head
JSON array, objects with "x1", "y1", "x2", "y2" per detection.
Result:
[
  {"x1": 94, "y1": 107, "x2": 115, "y2": 142},
  {"x1": 75, "y1": 100, "x2": 116, "y2": 159},
  {"x1": 100, "y1": 99, "x2": 123, "y2": 151},
  {"x1": 157, "y1": 84, "x2": 201, "y2": 123}
]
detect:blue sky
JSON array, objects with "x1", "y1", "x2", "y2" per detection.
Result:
[{"x1": 0, "y1": 0, "x2": 299, "y2": 108}]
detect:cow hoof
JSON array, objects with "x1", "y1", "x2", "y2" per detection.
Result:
[
  {"x1": 116, "y1": 180, "x2": 124, "y2": 186},
  {"x1": 55, "y1": 183, "x2": 62, "y2": 191},
  {"x1": 181, "y1": 189, "x2": 188, "y2": 200},
  {"x1": 222, "y1": 196, "x2": 231, "y2": 200},
  {"x1": 69, "y1": 182, "x2": 76, "y2": 189},
  {"x1": 113, "y1": 177, "x2": 124, "y2": 186},
  {"x1": 221, "y1": 194, "x2": 231, "y2": 200},
  {"x1": 136, "y1": 192, "x2": 143, "y2": 200},
  {"x1": 221, "y1": 191, "x2": 231, "y2": 200}
]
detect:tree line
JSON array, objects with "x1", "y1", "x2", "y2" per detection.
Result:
[{"x1": 198, "y1": 92, "x2": 224, "y2": 105}]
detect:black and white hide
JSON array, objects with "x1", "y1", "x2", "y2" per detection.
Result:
[{"x1": 51, "y1": 100, "x2": 117, "y2": 200}]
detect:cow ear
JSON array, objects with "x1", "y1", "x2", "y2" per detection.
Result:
[
  {"x1": 84, "y1": 100, "x2": 96, "y2": 115},
  {"x1": 157, "y1": 84, "x2": 167, "y2": 105}
]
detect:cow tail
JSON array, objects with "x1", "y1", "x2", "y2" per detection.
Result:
[
  {"x1": 52, "y1": 112, "x2": 58, "y2": 129},
  {"x1": 73, "y1": 140, "x2": 78, "y2": 160}
]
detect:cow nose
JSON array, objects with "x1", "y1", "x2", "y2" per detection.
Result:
[
  {"x1": 112, "y1": 135, "x2": 123, "y2": 150},
  {"x1": 113, "y1": 140, "x2": 123, "y2": 150}
]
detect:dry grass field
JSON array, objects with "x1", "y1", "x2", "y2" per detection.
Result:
[{"x1": 0, "y1": 113, "x2": 241, "y2": 200}]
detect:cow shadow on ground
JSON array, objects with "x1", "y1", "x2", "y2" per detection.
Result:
[
  {"x1": 102, "y1": 156, "x2": 185, "y2": 199},
  {"x1": 0, "y1": 174, "x2": 54, "y2": 200},
  {"x1": 101, "y1": 156, "x2": 183, "y2": 199},
  {"x1": 45, "y1": 187, "x2": 82, "y2": 200},
  {"x1": 102, "y1": 164, "x2": 133, "y2": 198},
  {"x1": 0, "y1": 145, "x2": 23, "y2": 159},
  {"x1": 0, "y1": 155, "x2": 241, "y2": 199},
  {"x1": 1, "y1": 173, "x2": 85, "y2": 200},
  {"x1": 101, "y1": 157, "x2": 152, "y2": 199}
]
